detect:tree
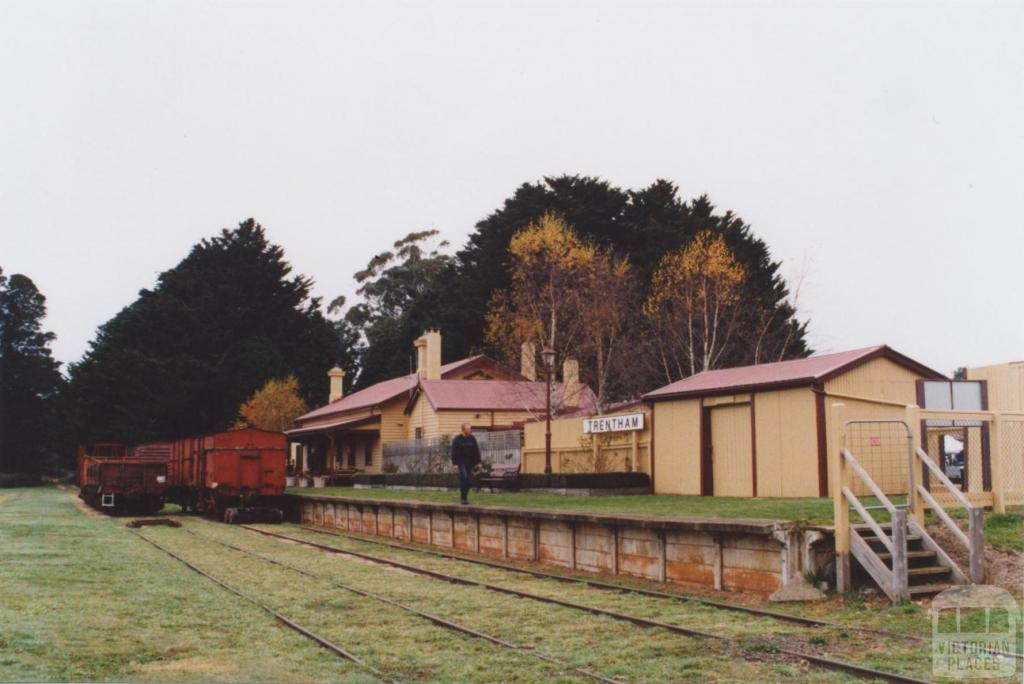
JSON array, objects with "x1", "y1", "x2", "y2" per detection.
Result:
[
  {"x1": 644, "y1": 231, "x2": 747, "y2": 380},
  {"x1": 0, "y1": 269, "x2": 65, "y2": 473},
  {"x1": 485, "y1": 215, "x2": 634, "y2": 411},
  {"x1": 342, "y1": 230, "x2": 455, "y2": 388},
  {"x1": 485, "y1": 214, "x2": 597, "y2": 367},
  {"x1": 579, "y1": 255, "x2": 634, "y2": 410},
  {"x1": 236, "y1": 376, "x2": 308, "y2": 432},
  {"x1": 66, "y1": 219, "x2": 354, "y2": 445},
  {"x1": 422, "y1": 176, "x2": 809, "y2": 398}
]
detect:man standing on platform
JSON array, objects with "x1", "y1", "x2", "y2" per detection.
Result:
[{"x1": 450, "y1": 423, "x2": 482, "y2": 505}]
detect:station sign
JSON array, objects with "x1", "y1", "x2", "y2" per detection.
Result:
[{"x1": 583, "y1": 412, "x2": 644, "y2": 434}]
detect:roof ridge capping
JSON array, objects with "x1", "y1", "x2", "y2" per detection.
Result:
[{"x1": 643, "y1": 344, "x2": 946, "y2": 400}]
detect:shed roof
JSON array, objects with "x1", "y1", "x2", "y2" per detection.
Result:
[{"x1": 644, "y1": 345, "x2": 946, "y2": 401}]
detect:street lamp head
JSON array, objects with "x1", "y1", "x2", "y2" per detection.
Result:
[{"x1": 540, "y1": 347, "x2": 556, "y2": 369}]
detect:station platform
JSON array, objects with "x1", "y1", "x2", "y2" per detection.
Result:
[{"x1": 285, "y1": 492, "x2": 832, "y2": 598}]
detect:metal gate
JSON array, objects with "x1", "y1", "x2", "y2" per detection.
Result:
[{"x1": 842, "y1": 420, "x2": 913, "y2": 497}]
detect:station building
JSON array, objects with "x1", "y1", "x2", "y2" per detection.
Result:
[
  {"x1": 287, "y1": 330, "x2": 597, "y2": 475},
  {"x1": 643, "y1": 345, "x2": 947, "y2": 497}
]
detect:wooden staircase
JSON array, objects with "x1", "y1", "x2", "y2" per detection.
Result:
[
  {"x1": 831, "y1": 406, "x2": 985, "y2": 604},
  {"x1": 851, "y1": 522, "x2": 966, "y2": 599}
]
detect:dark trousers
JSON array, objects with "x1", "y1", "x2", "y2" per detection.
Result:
[{"x1": 457, "y1": 463, "x2": 472, "y2": 501}]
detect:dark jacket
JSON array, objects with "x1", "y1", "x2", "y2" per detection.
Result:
[{"x1": 450, "y1": 433, "x2": 482, "y2": 467}]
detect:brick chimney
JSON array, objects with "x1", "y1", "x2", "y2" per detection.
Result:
[
  {"x1": 520, "y1": 341, "x2": 536, "y2": 381},
  {"x1": 328, "y1": 366, "x2": 346, "y2": 403},
  {"x1": 414, "y1": 329, "x2": 442, "y2": 380},
  {"x1": 562, "y1": 357, "x2": 580, "y2": 408}
]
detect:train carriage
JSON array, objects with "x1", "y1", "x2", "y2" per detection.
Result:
[
  {"x1": 166, "y1": 427, "x2": 286, "y2": 520},
  {"x1": 77, "y1": 443, "x2": 168, "y2": 514}
]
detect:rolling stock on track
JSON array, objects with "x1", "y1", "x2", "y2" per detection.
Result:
[{"x1": 78, "y1": 428, "x2": 287, "y2": 522}]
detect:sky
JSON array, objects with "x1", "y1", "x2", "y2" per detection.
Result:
[{"x1": 1, "y1": 0, "x2": 1022, "y2": 378}]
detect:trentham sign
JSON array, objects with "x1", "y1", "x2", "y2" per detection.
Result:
[{"x1": 583, "y1": 413, "x2": 644, "y2": 434}]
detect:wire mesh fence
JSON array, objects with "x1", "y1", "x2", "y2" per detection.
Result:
[
  {"x1": 842, "y1": 420, "x2": 912, "y2": 497},
  {"x1": 382, "y1": 429, "x2": 522, "y2": 473},
  {"x1": 1000, "y1": 418, "x2": 1024, "y2": 503}
]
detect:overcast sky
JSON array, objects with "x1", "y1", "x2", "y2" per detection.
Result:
[{"x1": 1, "y1": 0, "x2": 1021, "y2": 377}]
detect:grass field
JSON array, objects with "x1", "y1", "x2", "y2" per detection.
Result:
[
  {"x1": 1, "y1": 486, "x2": 983, "y2": 683},
  {"x1": 293, "y1": 487, "x2": 1024, "y2": 551}
]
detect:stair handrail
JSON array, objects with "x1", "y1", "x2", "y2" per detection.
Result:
[
  {"x1": 840, "y1": 446, "x2": 911, "y2": 602},
  {"x1": 840, "y1": 447, "x2": 902, "y2": 548},
  {"x1": 912, "y1": 447, "x2": 984, "y2": 583}
]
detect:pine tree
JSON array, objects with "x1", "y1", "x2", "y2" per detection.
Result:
[
  {"x1": 0, "y1": 269, "x2": 65, "y2": 473},
  {"x1": 66, "y1": 219, "x2": 356, "y2": 444}
]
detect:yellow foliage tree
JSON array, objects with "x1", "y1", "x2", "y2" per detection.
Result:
[
  {"x1": 486, "y1": 213, "x2": 598, "y2": 363},
  {"x1": 643, "y1": 231, "x2": 746, "y2": 377},
  {"x1": 486, "y1": 214, "x2": 632, "y2": 411},
  {"x1": 235, "y1": 375, "x2": 308, "y2": 432}
]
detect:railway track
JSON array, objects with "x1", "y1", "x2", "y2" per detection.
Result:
[
  {"x1": 297, "y1": 525, "x2": 892, "y2": 634},
  {"x1": 129, "y1": 530, "x2": 393, "y2": 683},
  {"x1": 242, "y1": 524, "x2": 935, "y2": 684},
  {"x1": 185, "y1": 529, "x2": 619, "y2": 683},
  {"x1": 299, "y1": 525, "x2": 1024, "y2": 663}
]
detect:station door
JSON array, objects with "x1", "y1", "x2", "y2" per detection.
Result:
[{"x1": 710, "y1": 404, "x2": 753, "y2": 497}]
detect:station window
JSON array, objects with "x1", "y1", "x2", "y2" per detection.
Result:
[{"x1": 364, "y1": 439, "x2": 373, "y2": 466}]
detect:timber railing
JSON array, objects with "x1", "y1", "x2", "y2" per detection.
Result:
[
  {"x1": 831, "y1": 407, "x2": 911, "y2": 602},
  {"x1": 831, "y1": 402, "x2": 1010, "y2": 601},
  {"x1": 910, "y1": 443, "x2": 984, "y2": 583}
]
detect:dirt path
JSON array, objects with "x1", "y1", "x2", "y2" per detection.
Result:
[{"x1": 928, "y1": 524, "x2": 1023, "y2": 598}]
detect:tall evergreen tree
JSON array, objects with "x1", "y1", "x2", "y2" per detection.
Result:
[
  {"x1": 420, "y1": 175, "x2": 810, "y2": 398},
  {"x1": 340, "y1": 230, "x2": 455, "y2": 388},
  {"x1": 66, "y1": 219, "x2": 355, "y2": 444},
  {"x1": 0, "y1": 269, "x2": 65, "y2": 473}
]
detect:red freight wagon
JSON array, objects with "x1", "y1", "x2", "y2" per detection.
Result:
[
  {"x1": 77, "y1": 443, "x2": 168, "y2": 514},
  {"x1": 166, "y1": 428, "x2": 286, "y2": 520}
]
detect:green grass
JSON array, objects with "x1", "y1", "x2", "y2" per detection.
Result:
[
  {"x1": 4, "y1": 487, "x2": 1018, "y2": 682},
  {"x1": 0, "y1": 487, "x2": 374, "y2": 683},
  {"x1": 0, "y1": 487, "x2": 877, "y2": 683},
  {"x1": 929, "y1": 506, "x2": 1024, "y2": 551},
  {"x1": 296, "y1": 488, "x2": 1024, "y2": 551},
  {"x1": 294, "y1": 487, "x2": 839, "y2": 523}
]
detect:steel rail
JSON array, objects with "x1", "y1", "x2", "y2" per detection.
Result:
[
  {"x1": 129, "y1": 530, "x2": 393, "y2": 683},
  {"x1": 302, "y1": 526, "x2": 1023, "y2": 661},
  {"x1": 300, "y1": 525, "x2": 842, "y2": 629},
  {"x1": 242, "y1": 525, "x2": 934, "y2": 684},
  {"x1": 186, "y1": 529, "x2": 618, "y2": 684},
  {"x1": 298, "y1": 527, "x2": 1024, "y2": 663}
]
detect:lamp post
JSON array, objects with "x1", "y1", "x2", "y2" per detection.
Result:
[{"x1": 540, "y1": 347, "x2": 556, "y2": 474}]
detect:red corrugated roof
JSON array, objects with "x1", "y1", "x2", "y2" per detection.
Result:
[
  {"x1": 418, "y1": 379, "x2": 599, "y2": 413},
  {"x1": 296, "y1": 374, "x2": 416, "y2": 422},
  {"x1": 296, "y1": 356, "x2": 525, "y2": 423},
  {"x1": 644, "y1": 345, "x2": 945, "y2": 400},
  {"x1": 284, "y1": 413, "x2": 380, "y2": 437}
]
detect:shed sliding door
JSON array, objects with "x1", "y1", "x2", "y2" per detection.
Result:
[{"x1": 709, "y1": 404, "x2": 754, "y2": 497}]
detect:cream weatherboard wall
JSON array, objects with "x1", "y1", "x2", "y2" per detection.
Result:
[
  {"x1": 709, "y1": 403, "x2": 753, "y2": 496},
  {"x1": 753, "y1": 387, "x2": 818, "y2": 498},
  {"x1": 652, "y1": 355, "x2": 943, "y2": 498},
  {"x1": 652, "y1": 398, "x2": 702, "y2": 495},
  {"x1": 967, "y1": 361, "x2": 1024, "y2": 412},
  {"x1": 521, "y1": 409, "x2": 652, "y2": 474},
  {"x1": 821, "y1": 357, "x2": 928, "y2": 496}
]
